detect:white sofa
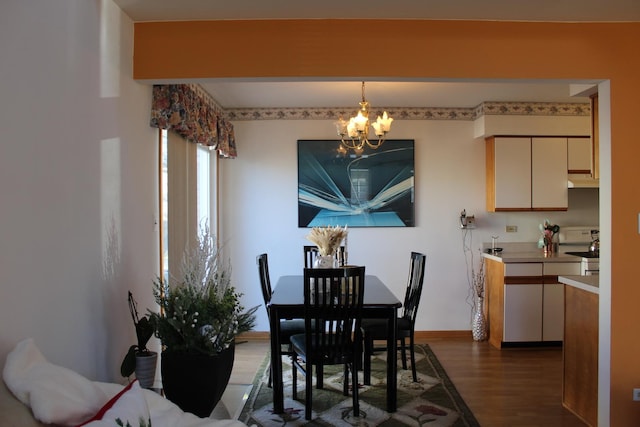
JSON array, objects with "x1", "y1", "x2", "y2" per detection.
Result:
[{"x1": 1, "y1": 339, "x2": 248, "y2": 427}]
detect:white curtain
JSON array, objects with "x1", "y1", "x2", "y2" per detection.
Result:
[{"x1": 167, "y1": 130, "x2": 198, "y2": 279}]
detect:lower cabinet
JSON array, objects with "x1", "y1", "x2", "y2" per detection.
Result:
[
  {"x1": 542, "y1": 282, "x2": 565, "y2": 341},
  {"x1": 504, "y1": 283, "x2": 543, "y2": 341},
  {"x1": 486, "y1": 259, "x2": 579, "y2": 348}
]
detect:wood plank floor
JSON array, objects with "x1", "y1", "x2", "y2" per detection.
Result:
[{"x1": 231, "y1": 337, "x2": 587, "y2": 426}]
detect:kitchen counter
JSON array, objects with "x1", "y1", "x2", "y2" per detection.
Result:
[
  {"x1": 558, "y1": 275, "x2": 599, "y2": 294},
  {"x1": 560, "y1": 275, "x2": 599, "y2": 426},
  {"x1": 483, "y1": 250, "x2": 583, "y2": 263}
]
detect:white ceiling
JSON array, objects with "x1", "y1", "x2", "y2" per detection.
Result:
[
  {"x1": 114, "y1": 0, "x2": 638, "y2": 108},
  {"x1": 197, "y1": 80, "x2": 595, "y2": 109}
]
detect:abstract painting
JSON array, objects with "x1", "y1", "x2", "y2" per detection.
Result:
[{"x1": 298, "y1": 139, "x2": 415, "y2": 227}]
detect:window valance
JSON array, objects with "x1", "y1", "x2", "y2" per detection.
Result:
[{"x1": 150, "y1": 84, "x2": 237, "y2": 158}]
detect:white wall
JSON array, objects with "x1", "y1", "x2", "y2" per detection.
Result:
[
  {"x1": 221, "y1": 118, "x2": 599, "y2": 332},
  {"x1": 0, "y1": 0, "x2": 159, "y2": 382}
]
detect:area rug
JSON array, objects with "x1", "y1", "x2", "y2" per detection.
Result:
[{"x1": 239, "y1": 344, "x2": 479, "y2": 427}]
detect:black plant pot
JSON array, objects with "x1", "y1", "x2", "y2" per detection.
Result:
[{"x1": 160, "y1": 343, "x2": 235, "y2": 417}]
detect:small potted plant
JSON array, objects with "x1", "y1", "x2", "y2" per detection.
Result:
[{"x1": 120, "y1": 291, "x2": 157, "y2": 389}]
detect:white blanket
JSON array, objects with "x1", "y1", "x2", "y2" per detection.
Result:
[{"x1": 3, "y1": 339, "x2": 248, "y2": 427}]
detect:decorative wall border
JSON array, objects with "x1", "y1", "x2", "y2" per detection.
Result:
[{"x1": 224, "y1": 102, "x2": 590, "y2": 121}]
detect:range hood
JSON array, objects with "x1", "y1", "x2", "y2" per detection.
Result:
[{"x1": 568, "y1": 174, "x2": 599, "y2": 188}]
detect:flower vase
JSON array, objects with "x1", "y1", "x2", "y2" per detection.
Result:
[
  {"x1": 472, "y1": 297, "x2": 488, "y2": 341},
  {"x1": 543, "y1": 241, "x2": 558, "y2": 255},
  {"x1": 313, "y1": 255, "x2": 336, "y2": 268}
]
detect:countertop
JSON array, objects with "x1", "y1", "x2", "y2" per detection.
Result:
[
  {"x1": 558, "y1": 275, "x2": 599, "y2": 294},
  {"x1": 481, "y1": 243, "x2": 584, "y2": 264}
]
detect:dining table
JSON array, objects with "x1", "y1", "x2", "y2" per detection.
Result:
[{"x1": 268, "y1": 274, "x2": 402, "y2": 414}]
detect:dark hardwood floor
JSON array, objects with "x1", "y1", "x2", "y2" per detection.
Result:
[{"x1": 232, "y1": 337, "x2": 587, "y2": 426}]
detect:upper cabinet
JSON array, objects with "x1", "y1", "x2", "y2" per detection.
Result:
[
  {"x1": 486, "y1": 136, "x2": 568, "y2": 212},
  {"x1": 567, "y1": 136, "x2": 592, "y2": 174}
]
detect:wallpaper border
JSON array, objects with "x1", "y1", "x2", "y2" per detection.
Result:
[{"x1": 225, "y1": 101, "x2": 590, "y2": 121}]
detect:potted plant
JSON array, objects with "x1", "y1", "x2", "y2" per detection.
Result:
[
  {"x1": 148, "y1": 225, "x2": 258, "y2": 417},
  {"x1": 120, "y1": 291, "x2": 158, "y2": 389}
]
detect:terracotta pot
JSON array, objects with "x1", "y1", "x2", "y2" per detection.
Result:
[{"x1": 160, "y1": 343, "x2": 235, "y2": 417}]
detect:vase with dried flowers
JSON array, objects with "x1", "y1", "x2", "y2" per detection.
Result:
[
  {"x1": 305, "y1": 225, "x2": 348, "y2": 268},
  {"x1": 471, "y1": 257, "x2": 487, "y2": 341}
]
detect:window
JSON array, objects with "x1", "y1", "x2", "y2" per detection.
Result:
[{"x1": 160, "y1": 129, "x2": 216, "y2": 281}]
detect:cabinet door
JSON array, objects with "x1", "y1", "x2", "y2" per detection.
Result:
[
  {"x1": 503, "y1": 284, "x2": 543, "y2": 342},
  {"x1": 531, "y1": 137, "x2": 568, "y2": 209},
  {"x1": 541, "y1": 262, "x2": 579, "y2": 342},
  {"x1": 543, "y1": 283, "x2": 564, "y2": 341},
  {"x1": 493, "y1": 137, "x2": 532, "y2": 209},
  {"x1": 567, "y1": 137, "x2": 592, "y2": 174}
]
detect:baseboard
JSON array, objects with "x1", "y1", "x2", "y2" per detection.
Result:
[
  {"x1": 237, "y1": 331, "x2": 270, "y2": 341},
  {"x1": 414, "y1": 330, "x2": 473, "y2": 340},
  {"x1": 238, "y1": 330, "x2": 473, "y2": 342}
]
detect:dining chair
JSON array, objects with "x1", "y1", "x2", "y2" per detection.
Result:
[
  {"x1": 303, "y1": 245, "x2": 346, "y2": 268},
  {"x1": 290, "y1": 266, "x2": 366, "y2": 420},
  {"x1": 362, "y1": 251, "x2": 426, "y2": 384},
  {"x1": 257, "y1": 253, "x2": 306, "y2": 387}
]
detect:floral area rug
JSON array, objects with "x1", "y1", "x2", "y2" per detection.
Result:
[{"x1": 239, "y1": 344, "x2": 480, "y2": 427}]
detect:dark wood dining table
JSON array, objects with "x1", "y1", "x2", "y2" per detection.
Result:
[{"x1": 268, "y1": 274, "x2": 402, "y2": 414}]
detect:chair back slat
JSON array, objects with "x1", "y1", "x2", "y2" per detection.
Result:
[
  {"x1": 401, "y1": 252, "x2": 426, "y2": 323},
  {"x1": 303, "y1": 267, "x2": 365, "y2": 365}
]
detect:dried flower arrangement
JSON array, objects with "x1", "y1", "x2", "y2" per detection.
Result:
[
  {"x1": 472, "y1": 256, "x2": 485, "y2": 300},
  {"x1": 305, "y1": 225, "x2": 348, "y2": 256}
]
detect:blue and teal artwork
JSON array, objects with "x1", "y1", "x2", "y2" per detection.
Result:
[{"x1": 298, "y1": 139, "x2": 415, "y2": 228}]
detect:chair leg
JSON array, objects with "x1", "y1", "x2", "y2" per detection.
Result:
[
  {"x1": 409, "y1": 333, "x2": 417, "y2": 382},
  {"x1": 354, "y1": 328, "x2": 363, "y2": 371},
  {"x1": 317, "y1": 363, "x2": 324, "y2": 389},
  {"x1": 343, "y1": 363, "x2": 349, "y2": 396},
  {"x1": 268, "y1": 364, "x2": 272, "y2": 388},
  {"x1": 351, "y1": 362, "x2": 360, "y2": 417},
  {"x1": 400, "y1": 337, "x2": 408, "y2": 370},
  {"x1": 305, "y1": 364, "x2": 313, "y2": 420},
  {"x1": 292, "y1": 360, "x2": 297, "y2": 400},
  {"x1": 363, "y1": 332, "x2": 372, "y2": 385}
]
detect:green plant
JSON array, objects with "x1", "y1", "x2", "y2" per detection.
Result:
[
  {"x1": 120, "y1": 291, "x2": 155, "y2": 377},
  {"x1": 149, "y1": 226, "x2": 258, "y2": 355}
]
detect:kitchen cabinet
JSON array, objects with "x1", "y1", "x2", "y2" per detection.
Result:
[
  {"x1": 567, "y1": 136, "x2": 592, "y2": 174},
  {"x1": 486, "y1": 259, "x2": 579, "y2": 348},
  {"x1": 542, "y1": 262, "x2": 580, "y2": 341},
  {"x1": 591, "y1": 94, "x2": 599, "y2": 179},
  {"x1": 486, "y1": 136, "x2": 568, "y2": 212},
  {"x1": 504, "y1": 282, "x2": 543, "y2": 341},
  {"x1": 487, "y1": 261, "x2": 545, "y2": 348},
  {"x1": 542, "y1": 283, "x2": 565, "y2": 341}
]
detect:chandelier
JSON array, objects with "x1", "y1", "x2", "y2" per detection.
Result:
[{"x1": 335, "y1": 82, "x2": 393, "y2": 152}]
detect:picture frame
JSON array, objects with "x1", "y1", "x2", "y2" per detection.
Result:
[{"x1": 298, "y1": 139, "x2": 415, "y2": 228}]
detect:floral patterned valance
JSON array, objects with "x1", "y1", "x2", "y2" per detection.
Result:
[{"x1": 150, "y1": 84, "x2": 237, "y2": 158}]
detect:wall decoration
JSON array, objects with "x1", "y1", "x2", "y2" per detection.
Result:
[{"x1": 298, "y1": 139, "x2": 415, "y2": 228}]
